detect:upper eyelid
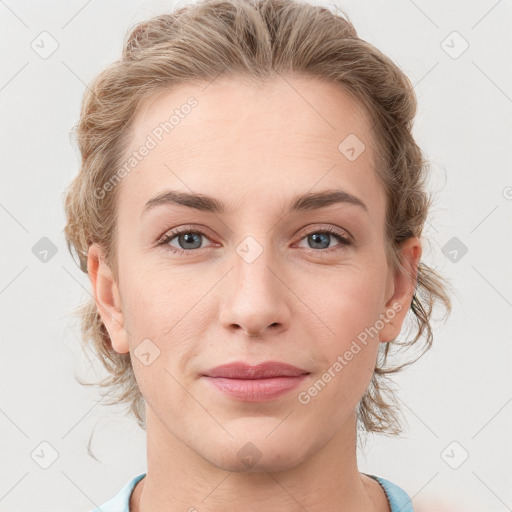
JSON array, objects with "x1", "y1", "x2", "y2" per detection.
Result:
[{"x1": 295, "y1": 223, "x2": 352, "y2": 241}]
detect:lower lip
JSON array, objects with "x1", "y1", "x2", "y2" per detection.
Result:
[{"x1": 202, "y1": 374, "x2": 309, "y2": 402}]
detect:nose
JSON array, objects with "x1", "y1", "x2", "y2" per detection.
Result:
[{"x1": 219, "y1": 242, "x2": 290, "y2": 337}]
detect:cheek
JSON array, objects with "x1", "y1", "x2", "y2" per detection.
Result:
[
  {"x1": 309, "y1": 269, "x2": 386, "y2": 391},
  {"x1": 120, "y1": 258, "x2": 196, "y2": 334},
  {"x1": 303, "y1": 296, "x2": 381, "y2": 418},
  {"x1": 120, "y1": 265, "x2": 214, "y2": 381},
  {"x1": 121, "y1": 270, "x2": 205, "y2": 414},
  {"x1": 319, "y1": 268, "x2": 387, "y2": 340}
]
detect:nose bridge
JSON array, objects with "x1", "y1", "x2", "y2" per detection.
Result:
[
  {"x1": 220, "y1": 230, "x2": 289, "y2": 335},
  {"x1": 229, "y1": 205, "x2": 281, "y2": 283},
  {"x1": 233, "y1": 232, "x2": 279, "y2": 298}
]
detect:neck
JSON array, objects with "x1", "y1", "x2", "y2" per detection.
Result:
[{"x1": 132, "y1": 407, "x2": 383, "y2": 512}]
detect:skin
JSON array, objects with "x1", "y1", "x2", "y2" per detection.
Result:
[{"x1": 87, "y1": 75, "x2": 422, "y2": 512}]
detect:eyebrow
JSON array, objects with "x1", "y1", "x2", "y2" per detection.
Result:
[{"x1": 141, "y1": 189, "x2": 368, "y2": 217}]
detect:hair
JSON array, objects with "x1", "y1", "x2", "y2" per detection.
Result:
[{"x1": 64, "y1": 0, "x2": 453, "y2": 438}]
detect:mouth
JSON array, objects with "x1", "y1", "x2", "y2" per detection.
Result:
[{"x1": 201, "y1": 361, "x2": 310, "y2": 402}]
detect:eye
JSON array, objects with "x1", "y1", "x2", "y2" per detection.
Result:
[
  {"x1": 295, "y1": 225, "x2": 352, "y2": 254},
  {"x1": 157, "y1": 226, "x2": 215, "y2": 255},
  {"x1": 157, "y1": 224, "x2": 352, "y2": 255}
]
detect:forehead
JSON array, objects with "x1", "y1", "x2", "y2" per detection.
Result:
[{"x1": 116, "y1": 75, "x2": 384, "y2": 221}]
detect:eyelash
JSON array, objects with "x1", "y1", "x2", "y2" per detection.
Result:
[{"x1": 157, "y1": 224, "x2": 352, "y2": 256}]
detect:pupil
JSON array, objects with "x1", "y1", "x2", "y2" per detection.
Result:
[
  {"x1": 310, "y1": 233, "x2": 329, "y2": 249},
  {"x1": 181, "y1": 233, "x2": 201, "y2": 249}
]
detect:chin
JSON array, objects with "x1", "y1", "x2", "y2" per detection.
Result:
[{"x1": 202, "y1": 435, "x2": 310, "y2": 474}]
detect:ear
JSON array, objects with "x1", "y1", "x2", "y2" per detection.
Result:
[
  {"x1": 87, "y1": 243, "x2": 130, "y2": 354},
  {"x1": 379, "y1": 237, "x2": 422, "y2": 343}
]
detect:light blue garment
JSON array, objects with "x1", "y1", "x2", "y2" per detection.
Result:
[
  {"x1": 366, "y1": 473, "x2": 414, "y2": 511},
  {"x1": 90, "y1": 471, "x2": 414, "y2": 511},
  {"x1": 90, "y1": 473, "x2": 145, "y2": 512}
]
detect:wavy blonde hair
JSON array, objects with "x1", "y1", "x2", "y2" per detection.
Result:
[{"x1": 64, "y1": 0, "x2": 452, "y2": 437}]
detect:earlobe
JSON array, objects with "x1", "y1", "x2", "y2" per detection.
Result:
[
  {"x1": 379, "y1": 237, "x2": 422, "y2": 343},
  {"x1": 87, "y1": 243, "x2": 130, "y2": 354}
]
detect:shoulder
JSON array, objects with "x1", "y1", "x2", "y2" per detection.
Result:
[
  {"x1": 88, "y1": 472, "x2": 146, "y2": 512},
  {"x1": 364, "y1": 473, "x2": 414, "y2": 512}
]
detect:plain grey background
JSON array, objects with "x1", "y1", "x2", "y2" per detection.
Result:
[{"x1": 1, "y1": 0, "x2": 511, "y2": 510}]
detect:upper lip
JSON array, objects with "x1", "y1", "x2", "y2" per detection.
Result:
[{"x1": 203, "y1": 361, "x2": 310, "y2": 379}]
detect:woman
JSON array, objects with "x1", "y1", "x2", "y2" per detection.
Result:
[{"x1": 64, "y1": 0, "x2": 452, "y2": 510}]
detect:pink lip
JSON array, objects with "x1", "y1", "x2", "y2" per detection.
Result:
[{"x1": 202, "y1": 361, "x2": 310, "y2": 402}]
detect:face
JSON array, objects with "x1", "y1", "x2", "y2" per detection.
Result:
[{"x1": 88, "y1": 76, "x2": 421, "y2": 472}]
